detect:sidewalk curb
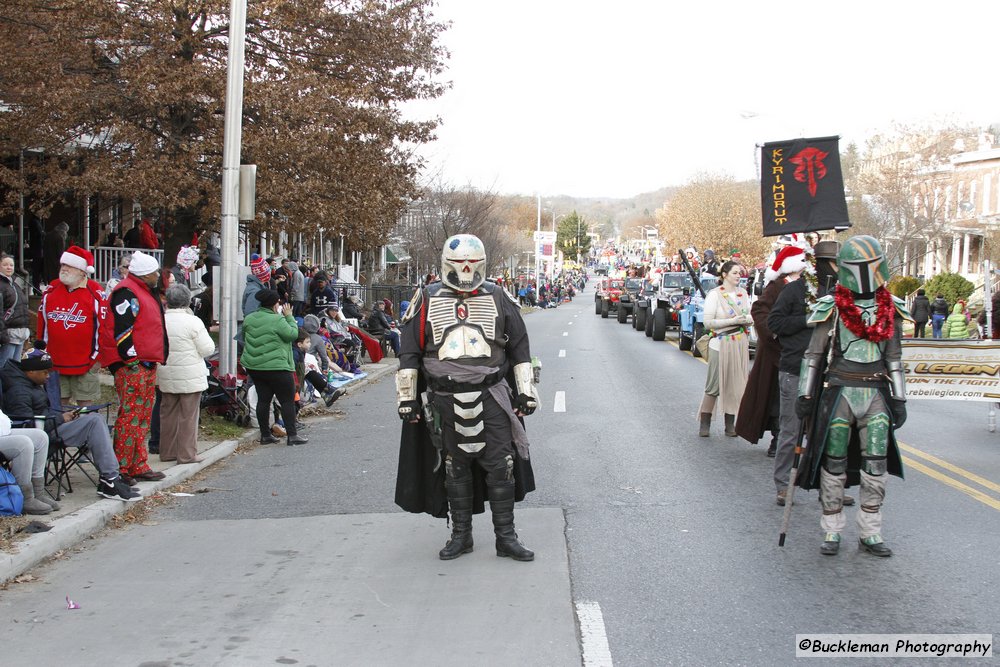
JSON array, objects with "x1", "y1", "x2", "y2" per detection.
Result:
[
  {"x1": 0, "y1": 436, "x2": 244, "y2": 585},
  {"x1": 0, "y1": 360, "x2": 398, "y2": 585}
]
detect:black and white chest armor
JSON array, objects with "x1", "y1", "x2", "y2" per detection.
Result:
[{"x1": 424, "y1": 283, "x2": 506, "y2": 365}]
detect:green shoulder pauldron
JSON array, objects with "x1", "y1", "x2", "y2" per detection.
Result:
[
  {"x1": 807, "y1": 294, "x2": 836, "y2": 324},
  {"x1": 892, "y1": 295, "x2": 912, "y2": 322}
]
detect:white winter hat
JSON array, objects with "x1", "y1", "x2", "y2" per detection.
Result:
[{"x1": 128, "y1": 251, "x2": 160, "y2": 276}]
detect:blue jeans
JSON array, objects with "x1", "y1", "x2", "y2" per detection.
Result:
[
  {"x1": 931, "y1": 314, "x2": 946, "y2": 339},
  {"x1": 0, "y1": 342, "x2": 25, "y2": 366}
]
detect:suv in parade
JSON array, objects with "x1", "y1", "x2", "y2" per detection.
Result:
[
  {"x1": 635, "y1": 271, "x2": 696, "y2": 340},
  {"x1": 594, "y1": 277, "x2": 624, "y2": 318},
  {"x1": 615, "y1": 277, "x2": 644, "y2": 323}
]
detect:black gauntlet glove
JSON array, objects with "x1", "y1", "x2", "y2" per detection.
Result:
[
  {"x1": 795, "y1": 396, "x2": 814, "y2": 420},
  {"x1": 398, "y1": 400, "x2": 421, "y2": 422},
  {"x1": 513, "y1": 393, "x2": 537, "y2": 416},
  {"x1": 889, "y1": 398, "x2": 907, "y2": 429}
]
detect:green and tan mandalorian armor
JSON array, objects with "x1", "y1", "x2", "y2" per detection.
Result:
[{"x1": 797, "y1": 236, "x2": 911, "y2": 557}]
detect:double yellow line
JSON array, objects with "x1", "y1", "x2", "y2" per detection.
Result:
[{"x1": 898, "y1": 442, "x2": 1000, "y2": 512}]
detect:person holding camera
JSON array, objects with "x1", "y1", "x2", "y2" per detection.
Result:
[{"x1": 241, "y1": 289, "x2": 306, "y2": 446}]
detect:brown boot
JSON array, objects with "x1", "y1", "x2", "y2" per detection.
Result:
[
  {"x1": 724, "y1": 413, "x2": 737, "y2": 437},
  {"x1": 698, "y1": 412, "x2": 712, "y2": 437}
]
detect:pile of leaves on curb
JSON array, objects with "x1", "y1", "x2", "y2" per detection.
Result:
[{"x1": 0, "y1": 515, "x2": 33, "y2": 554}]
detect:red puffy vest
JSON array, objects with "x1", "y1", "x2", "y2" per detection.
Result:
[{"x1": 98, "y1": 274, "x2": 166, "y2": 366}]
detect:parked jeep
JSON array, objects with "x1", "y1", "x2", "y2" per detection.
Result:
[
  {"x1": 616, "y1": 277, "x2": 644, "y2": 323},
  {"x1": 677, "y1": 274, "x2": 759, "y2": 358},
  {"x1": 634, "y1": 272, "x2": 697, "y2": 340},
  {"x1": 594, "y1": 277, "x2": 624, "y2": 318},
  {"x1": 678, "y1": 276, "x2": 719, "y2": 356}
]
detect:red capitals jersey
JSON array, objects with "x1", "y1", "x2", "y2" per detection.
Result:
[{"x1": 38, "y1": 279, "x2": 109, "y2": 375}]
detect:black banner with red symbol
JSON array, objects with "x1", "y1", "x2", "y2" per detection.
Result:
[{"x1": 759, "y1": 136, "x2": 851, "y2": 237}]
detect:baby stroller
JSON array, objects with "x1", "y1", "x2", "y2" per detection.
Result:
[{"x1": 202, "y1": 355, "x2": 253, "y2": 426}]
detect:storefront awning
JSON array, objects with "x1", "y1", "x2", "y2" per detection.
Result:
[{"x1": 386, "y1": 244, "x2": 410, "y2": 263}]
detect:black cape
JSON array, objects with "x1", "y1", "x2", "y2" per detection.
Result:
[
  {"x1": 795, "y1": 384, "x2": 904, "y2": 490},
  {"x1": 393, "y1": 372, "x2": 536, "y2": 518}
]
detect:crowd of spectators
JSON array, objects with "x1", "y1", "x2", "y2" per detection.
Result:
[{"x1": 1, "y1": 244, "x2": 394, "y2": 519}]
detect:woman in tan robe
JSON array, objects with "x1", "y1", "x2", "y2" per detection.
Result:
[{"x1": 698, "y1": 261, "x2": 751, "y2": 437}]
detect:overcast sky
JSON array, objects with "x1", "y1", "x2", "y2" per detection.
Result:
[{"x1": 408, "y1": 0, "x2": 1000, "y2": 200}]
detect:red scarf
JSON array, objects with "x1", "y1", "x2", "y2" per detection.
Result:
[{"x1": 834, "y1": 285, "x2": 895, "y2": 342}]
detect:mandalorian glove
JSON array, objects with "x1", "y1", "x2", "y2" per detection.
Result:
[
  {"x1": 795, "y1": 395, "x2": 815, "y2": 419},
  {"x1": 889, "y1": 398, "x2": 907, "y2": 429}
]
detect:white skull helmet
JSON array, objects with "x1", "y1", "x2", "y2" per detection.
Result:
[{"x1": 441, "y1": 234, "x2": 486, "y2": 292}]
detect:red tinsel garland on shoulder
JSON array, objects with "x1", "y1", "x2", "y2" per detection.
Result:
[{"x1": 834, "y1": 285, "x2": 896, "y2": 342}]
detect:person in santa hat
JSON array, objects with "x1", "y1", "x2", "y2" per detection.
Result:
[
  {"x1": 38, "y1": 245, "x2": 109, "y2": 407},
  {"x1": 734, "y1": 245, "x2": 809, "y2": 462}
]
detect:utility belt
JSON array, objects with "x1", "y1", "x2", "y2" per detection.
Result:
[
  {"x1": 426, "y1": 369, "x2": 505, "y2": 394},
  {"x1": 827, "y1": 368, "x2": 887, "y2": 387},
  {"x1": 710, "y1": 325, "x2": 747, "y2": 341}
]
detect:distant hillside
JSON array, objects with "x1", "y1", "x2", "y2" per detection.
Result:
[{"x1": 534, "y1": 186, "x2": 678, "y2": 238}]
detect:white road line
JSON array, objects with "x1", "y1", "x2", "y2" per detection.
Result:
[
  {"x1": 568, "y1": 321, "x2": 574, "y2": 325},
  {"x1": 559, "y1": 349, "x2": 566, "y2": 357},
  {"x1": 576, "y1": 601, "x2": 614, "y2": 666},
  {"x1": 553, "y1": 391, "x2": 566, "y2": 412},
  {"x1": 562, "y1": 331, "x2": 569, "y2": 336}
]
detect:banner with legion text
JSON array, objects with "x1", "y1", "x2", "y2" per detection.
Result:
[
  {"x1": 902, "y1": 339, "x2": 1000, "y2": 402},
  {"x1": 759, "y1": 136, "x2": 851, "y2": 237}
]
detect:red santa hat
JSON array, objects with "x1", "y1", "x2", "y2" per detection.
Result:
[
  {"x1": 765, "y1": 245, "x2": 808, "y2": 283},
  {"x1": 60, "y1": 245, "x2": 95, "y2": 274}
]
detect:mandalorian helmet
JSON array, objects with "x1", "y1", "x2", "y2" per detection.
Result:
[
  {"x1": 441, "y1": 234, "x2": 487, "y2": 292},
  {"x1": 837, "y1": 235, "x2": 890, "y2": 294}
]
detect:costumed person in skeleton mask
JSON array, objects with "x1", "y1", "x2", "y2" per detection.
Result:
[
  {"x1": 394, "y1": 234, "x2": 539, "y2": 561},
  {"x1": 795, "y1": 236, "x2": 910, "y2": 557}
]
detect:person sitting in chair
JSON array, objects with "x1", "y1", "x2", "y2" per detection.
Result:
[
  {"x1": 365, "y1": 300, "x2": 400, "y2": 356},
  {"x1": 1, "y1": 350, "x2": 140, "y2": 502}
]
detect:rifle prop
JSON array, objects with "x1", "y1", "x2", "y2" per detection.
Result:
[{"x1": 678, "y1": 249, "x2": 707, "y2": 299}]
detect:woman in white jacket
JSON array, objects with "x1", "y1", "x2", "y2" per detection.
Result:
[
  {"x1": 158, "y1": 284, "x2": 216, "y2": 464},
  {"x1": 699, "y1": 261, "x2": 752, "y2": 437}
]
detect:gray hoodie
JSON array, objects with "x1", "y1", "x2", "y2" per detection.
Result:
[
  {"x1": 288, "y1": 261, "x2": 305, "y2": 302},
  {"x1": 302, "y1": 314, "x2": 329, "y2": 371}
]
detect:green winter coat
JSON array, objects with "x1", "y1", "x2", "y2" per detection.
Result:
[
  {"x1": 941, "y1": 303, "x2": 969, "y2": 339},
  {"x1": 240, "y1": 307, "x2": 298, "y2": 371}
]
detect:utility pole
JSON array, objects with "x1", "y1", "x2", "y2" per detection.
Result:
[{"x1": 218, "y1": 0, "x2": 248, "y2": 379}]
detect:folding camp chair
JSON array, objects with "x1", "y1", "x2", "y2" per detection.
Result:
[{"x1": 37, "y1": 371, "x2": 111, "y2": 500}]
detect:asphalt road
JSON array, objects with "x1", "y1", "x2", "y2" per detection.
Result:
[{"x1": 3, "y1": 283, "x2": 999, "y2": 666}]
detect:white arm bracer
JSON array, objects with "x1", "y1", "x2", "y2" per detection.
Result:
[
  {"x1": 512, "y1": 362, "x2": 539, "y2": 403},
  {"x1": 396, "y1": 368, "x2": 418, "y2": 404}
]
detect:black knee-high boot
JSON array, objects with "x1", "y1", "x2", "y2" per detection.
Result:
[
  {"x1": 488, "y1": 480, "x2": 534, "y2": 562},
  {"x1": 439, "y1": 468, "x2": 474, "y2": 560}
]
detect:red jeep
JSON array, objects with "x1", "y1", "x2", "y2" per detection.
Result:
[{"x1": 595, "y1": 277, "x2": 624, "y2": 318}]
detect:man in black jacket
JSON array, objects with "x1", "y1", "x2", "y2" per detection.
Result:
[
  {"x1": 367, "y1": 301, "x2": 400, "y2": 355},
  {"x1": 930, "y1": 293, "x2": 949, "y2": 338},
  {"x1": 1, "y1": 352, "x2": 139, "y2": 501},
  {"x1": 910, "y1": 289, "x2": 931, "y2": 338},
  {"x1": 767, "y1": 241, "x2": 854, "y2": 507}
]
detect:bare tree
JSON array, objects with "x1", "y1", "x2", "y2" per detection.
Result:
[
  {"x1": 403, "y1": 179, "x2": 521, "y2": 280},
  {"x1": 854, "y1": 122, "x2": 981, "y2": 274}
]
